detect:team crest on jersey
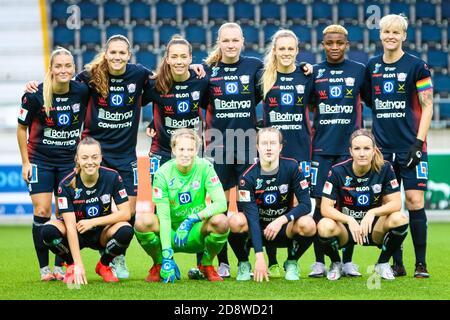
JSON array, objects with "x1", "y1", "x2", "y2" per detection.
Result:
[
  {"x1": 239, "y1": 75, "x2": 250, "y2": 84},
  {"x1": 344, "y1": 77, "x2": 355, "y2": 86},
  {"x1": 279, "y1": 184, "x2": 288, "y2": 193},
  {"x1": 86, "y1": 205, "x2": 100, "y2": 217},
  {"x1": 191, "y1": 180, "x2": 201, "y2": 190},
  {"x1": 344, "y1": 176, "x2": 352, "y2": 187},
  {"x1": 263, "y1": 193, "x2": 277, "y2": 205},
  {"x1": 127, "y1": 83, "x2": 136, "y2": 93},
  {"x1": 191, "y1": 91, "x2": 200, "y2": 100},
  {"x1": 397, "y1": 73, "x2": 407, "y2": 82},
  {"x1": 71, "y1": 103, "x2": 80, "y2": 113},
  {"x1": 256, "y1": 179, "x2": 263, "y2": 189},
  {"x1": 100, "y1": 194, "x2": 111, "y2": 204},
  {"x1": 178, "y1": 192, "x2": 192, "y2": 205},
  {"x1": 372, "y1": 184, "x2": 382, "y2": 193},
  {"x1": 295, "y1": 85, "x2": 305, "y2": 94},
  {"x1": 357, "y1": 194, "x2": 370, "y2": 206},
  {"x1": 74, "y1": 188, "x2": 82, "y2": 199},
  {"x1": 317, "y1": 69, "x2": 326, "y2": 79}
]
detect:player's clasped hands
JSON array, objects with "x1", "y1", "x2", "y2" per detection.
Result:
[
  {"x1": 347, "y1": 216, "x2": 364, "y2": 245},
  {"x1": 174, "y1": 212, "x2": 201, "y2": 247},
  {"x1": 360, "y1": 210, "x2": 375, "y2": 242}
]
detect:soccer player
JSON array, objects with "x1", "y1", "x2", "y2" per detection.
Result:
[
  {"x1": 134, "y1": 129, "x2": 229, "y2": 282},
  {"x1": 40, "y1": 137, "x2": 133, "y2": 284},
  {"x1": 308, "y1": 25, "x2": 366, "y2": 279},
  {"x1": 318, "y1": 129, "x2": 409, "y2": 280},
  {"x1": 364, "y1": 14, "x2": 434, "y2": 278},
  {"x1": 230, "y1": 127, "x2": 314, "y2": 281},
  {"x1": 17, "y1": 47, "x2": 90, "y2": 281}
]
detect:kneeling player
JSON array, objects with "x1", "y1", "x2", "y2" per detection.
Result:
[
  {"x1": 41, "y1": 137, "x2": 134, "y2": 284},
  {"x1": 134, "y1": 129, "x2": 228, "y2": 283},
  {"x1": 230, "y1": 127, "x2": 315, "y2": 282},
  {"x1": 318, "y1": 129, "x2": 409, "y2": 280}
]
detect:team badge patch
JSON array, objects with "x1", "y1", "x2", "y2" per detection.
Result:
[
  {"x1": 18, "y1": 107, "x2": 28, "y2": 121},
  {"x1": 178, "y1": 192, "x2": 192, "y2": 205},
  {"x1": 238, "y1": 190, "x2": 251, "y2": 202},
  {"x1": 58, "y1": 197, "x2": 68, "y2": 210},
  {"x1": 119, "y1": 189, "x2": 127, "y2": 199},
  {"x1": 153, "y1": 187, "x2": 162, "y2": 199},
  {"x1": 323, "y1": 182, "x2": 333, "y2": 195},
  {"x1": 390, "y1": 179, "x2": 399, "y2": 189}
]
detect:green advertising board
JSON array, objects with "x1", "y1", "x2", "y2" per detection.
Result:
[{"x1": 426, "y1": 154, "x2": 450, "y2": 210}]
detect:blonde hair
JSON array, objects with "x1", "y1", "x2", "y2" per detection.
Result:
[
  {"x1": 379, "y1": 14, "x2": 408, "y2": 33},
  {"x1": 43, "y1": 47, "x2": 74, "y2": 116},
  {"x1": 256, "y1": 127, "x2": 283, "y2": 145},
  {"x1": 261, "y1": 29, "x2": 298, "y2": 99},
  {"x1": 155, "y1": 35, "x2": 192, "y2": 95},
  {"x1": 85, "y1": 35, "x2": 131, "y2": 99},
  {"x1": 70, "y1": 136, "x2": 102, "y2": 189},
  {"x1": 205, "y1": 22, "x2": 243, "y2": 67},
  {"x1": 323, "y1": 25, "x2": 348, "y2": 37},
  {"x1": 349, "y1": 129, "x2": 384, "y2": 173},
  {"x1": 170, "y1": 128, "x2": 201, "y2": 151}
]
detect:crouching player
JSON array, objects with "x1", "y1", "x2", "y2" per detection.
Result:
[
  {"x1": 318, "y1": 129, "x2": 409, "y2": 280},
  {"x1": 41, "y1": 137, "x2": 133, "y2": 284},
  {"x1": 230, "y1": 127, "x2": 315, "y2": 281},
  {"x1": 134, "y1": 129, "x2": 229, "y2": 283}
]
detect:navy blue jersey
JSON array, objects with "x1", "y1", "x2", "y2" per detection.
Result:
[
  {"x1": 203, "y1": 56, "x2": 263, "y2": 151},
  {"x1": 364, "y1": 53, "x2": 433, "y2": 153},
  {"x1": 237, "y1": 158, "x2": 311, "y2": 253},
  {"x1": 77, "y1": 64, "x2": 152, "y2": 158},
  {"x1": 322, "y1": 159, "x2": 400, "y2": 222},
  {"x1": 261, "y1": 66, "x2": 313, "y2": 161},
  {"x1": 142, "y1": 70, "x2": 209, "y2": 154},
  {"x1": 57, "y1": 166, "x2": 129, "y2": 221},
  {"x1": 18, "y1": 81, "x2": 89, "y2": 167},
  {"x1": 310, "y1": 59, "x2": 365, "y2": 155}
]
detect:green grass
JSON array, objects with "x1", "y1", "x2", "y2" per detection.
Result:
[{"x1": 1, "y1": 223, "x2": 449, "y2": 300}]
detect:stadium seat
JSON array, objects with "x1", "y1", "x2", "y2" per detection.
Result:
[
  {"x1": 262, "y1": 23, "x2": 281, "y2": 44},
  {"x1": 442, "y1": 1, "x2": 450, "y2": 21},
  {"x1": 51, "y1": 0, "x2": 70, "y2": 24},
  {"x1": 79, "y1": 0, "x2": 100, "y2": 24},
  {"x1": 312, "y1": 0, "x2": 333, "y2": 23},
  {"x1": 428, "y1": 49, "x2": 449, "y2": 71},
  {"x1": 106, "y1": 25, "x2": 128, "y2": 40},
  {"x1": 439, "y1": 102, "x2": 450, "y2": 119},
  {"x1": 103, "y1": 0, "x2": 126, "y2": 24},
  {"x1": 156, "y1": 1, "x2": 178, "y2": 23},
  {"x1": 80, "y1": 25, "x2": 102, "y2": 48},
  {"x1": 133, "y1": 25, "x2": 155, "y2": 47},
  {"x1": 346, "y1": 24, "x2": 364, "y2": 45},
  {"x1": 244, "y1": 48, "x2": 263, "y2": 60},
  {"x1": 315, "y1": 23, "x2": 329, "y2": 42},
  {"x1": 415, "y1": 0, "x2": 436, "y2": 23},
  {"x1": 234, "y1": 1, "x2": 255, "y2": 23},
  {"x1": 182, "y1": 0, "x2": 204, "y2": 24},
  {"x1": 207, "y1": 0, "x2": 229, "y2": 24},
  {"x1": 129, "y1": 0, "x2": 152, "y2": 24},
  {"x1": 285, "y1": 1, "x2": 307, "y2": 24},
  {"x1": 388, "y1": 2, "x2": 411, "y2": 17},
  {"x1": 185, "y1": 24, "x2": 207, "y2": 48},
  {"x1": 53, "y1": 25, "x2": 75, "y2": 48},
  {"x1": 337, "y1": 0, "x2": 360, "y2": 23},
  {"x1": 192, "y1": 48, "x2": 207, "y2": 64},
  {"x1": 242, "y1": 24, "x2": 260, "y2": 46},
  {"x1": 347, "y1": 49, "x2": 369, "y2": 65},
  {"x1": 135, "y1": 50, "x2": 158, "y2": 70},
  {"x1": 259, "y1": 0, "x2": 282, "y2": 24},
  {"x1": 291, "y1": 24, "x2": 312, "y2": 48},
  {"x1": 158, "y1": 24, "x2": 182, "y2": 47},
  {"x1": 82, "y1": 49, "x2": 98, "y2": 66},
  {"x1": 420, "y1": 24, "x2": 443, "y2": 47},
  {"x1": 433, "y1": 74, "x2": 450, "y2": 96},
  {"x1": 297, "y1": 50, "x2": 316, "y2": 64}
]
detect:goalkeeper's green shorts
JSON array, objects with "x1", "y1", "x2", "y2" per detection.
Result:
[{"x1": 171, "y1": 221, "x2": 205, "y2": 253}]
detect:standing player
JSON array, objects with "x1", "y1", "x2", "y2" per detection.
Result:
[
  {"x1": 308, "y1": 25, "x2": 366, "y2": 279},
  {"x1": 364, "y1": 14, "x2": 434, "y2": 278},
  {"x1": 41, "y1": 137, "x2": 133, "y2": 284},
  {"x1": 230, "y1": 127, "x2": 314, "y2": 281},
  {"x1": 17, "y1": 47, "x2": 89, "y2": 281},
  {"x1": 318, "y1": 129, "x2": 409, "y2": 280},
  {"x1": 134, "y1": 129, "x2": 228, "y2": 282}
]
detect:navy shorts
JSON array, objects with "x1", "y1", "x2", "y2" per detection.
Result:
[
  {"x1": 102, "y1": 155, "x2": 138, "y2": 196},
  {"x1": 261, "y1": 224, "x2": 291, "y2": 248},
  {"x1": 310, "y1": 154, "x2": 350, "y2": 198},
  {"x1": 149, "y1": 151, "x2": 172, "y2": 184},
  {"x1": 27, "y1": 161, "x2": 74, "y2": 196},
  {"x1": 78, "y1": 227, "x2": 104, "y2": 250},
  {"x1": 383, "y1": 152, "x2": 428, "y2": 191}
]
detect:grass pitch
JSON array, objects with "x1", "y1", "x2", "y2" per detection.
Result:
[{"x1": 0, "y1": 223, "x2": 449, "y2": 300}]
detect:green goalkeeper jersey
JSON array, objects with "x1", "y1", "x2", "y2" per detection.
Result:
[{"x1": 152, "y1": 156, "x2": 227, "y2": 250}]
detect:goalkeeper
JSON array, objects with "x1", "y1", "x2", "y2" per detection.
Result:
[{"x1": 134, "y1": 128, "x2": 229, "y2": 282}]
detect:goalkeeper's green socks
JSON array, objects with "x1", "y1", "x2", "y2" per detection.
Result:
[
  {"x1": 134, "y1": 230, "x2": 162, "y2": 264},
  {"x1": 201, "y1": 231, "x2": 229, "y2": 266}
]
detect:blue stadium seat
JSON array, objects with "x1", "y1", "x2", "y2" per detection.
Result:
[
  {"x1": 82, "y1": 49, "x2": 98, "y2": 66},
  {"x1": 442, "y1": 1, "x2": 450, "y2": 20},
  {"x1": 244, "y1": 48, "x2": 263, "y2": 60},
  {"x1": 185, "y1": 25, "x2": 207, "y2": 48},
  {"x1": 362, "y1": 104, "x2": 372, "y2": 121},
  {"x1": 262, "y1": 23, "x2": 281, "y2": 44},
  {"x1": 103, "y1": 0, "x2": 125, "y2": 24},
  {"x1": 346, "y1": 24, "x2": 364, "y2": 43},
  {"x1": 156, "y1": 1, "x2": 178, "y2": 23},
  {"x1": 234, "y1": 1, "x2": 255, "y2": 23},
  {"x1": 130, "y1": 0, "x2": 151, "y2": 23},
  {"x1": 406, "y1": 26, "x2": 417, "y2": 47},
  {"x1": 158, "y1": 25, "x2": 182, "y2": 46},
  {"x1": 421, "y1": 24, "x2": 442, "y2": 46},
  {"x1": 368, "y1": 27, "x2": 380, "y2": 43},
  {"x1": 51, "y1": 0, "x2": 69, "y2": 24},
  {"x1": 133, "y1": 25, "x2": 155, "y2": 47},
  {"x1": 297, "y1": 50, "x2": 316, "y2": 64},
  {"x1": 406, "y1": 49, "x2": 422, "y2": 59},
  {"x1": 242, "y1": 24, "x2": 259, "y2": 46},
  {"x1": 192, "y1": 48, "x2": 207, "y2": 64},
  {"x1": 106, "y1": 25, "x2": 128, "y2": 40},
  {"x1": 312, "y1": 0, "x2": 333, "y2": 23},
  {"x1": 315, "y1": 23, "x2": 329, "y2": 42},
  {"x1": 80, "y1": 25, "x2": 102, "y2": 48},
  {"x1": 182, "y1": 0, "x2": 204, "y2": 23},
  {"x1": 388, "y1": 2, "x2": 410, "y2": 17},
  {"x1": 209, "y1": 24, "x2": 220, "y2": 43},
  {"x1": 53, "y1": 25, "x2": 75, "y2": 48},
  {"x1": 348, "y1": 50, "x2": 369, "y2": 65},
  {"x1": 135, "y1": 50, "x2": 158, "y2": 70},
  {"x1": 79, "y1": 0, "x2": 99, "y2": 23},
  {"x1": 338, "y1": 0, "x2": 360, "y2": 23},
  {"x1": 291, "y1": 24, "x2": 312, "y2": 44},
  {"x1": 433, "y1": 74, "x2": 450, "y2": 96},
  {"x1": 440, "y1": 103, "x2": 450, "y2": 119},
  {"x1": 428, "y1": 49, "x2": 448, "y2": 70},
  {"x1": 207, "y1": 0, "x2": 229, "y2": 24},
  {"x1": 259, "y1": 0, "x2": 281, "y2": 23},
  {"x1": 415, "y1": 1, "x2": 436, "y2": 22},
  {"x1": 285, "y1": 1, "x2": 307, "y2": 24}
]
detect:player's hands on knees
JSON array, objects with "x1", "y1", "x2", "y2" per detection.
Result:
[
  {"x1": 160, "y1": 248, "x2": 180, "y2": 283},
  {"x1": 76, "y1": 219, "x2": 95, "y2": 234},
  {"x1": 174, "y1": 213, "x2": 201, "y2": 247},
  {"x1": 25, "y1": 81, "x2": 39, "y2": 93},
  {"x1": 21, "y1": 162, "x2": 32, "y2": 183},
  {"x1": 254, "y1": 253, "x2": 269, "y2": 282},
  {"x1": 406, "y1": 138, "x2": 424, "y2": 168},
  {"x1": 360, "y1": 211, "x2": 375, "y2": 243},
  {"x1": 263, "y1": 218, "x2": 284, "y2": 241},
  {"x1": 347, "y1": 216, "x2": 363, "y2": 245}
]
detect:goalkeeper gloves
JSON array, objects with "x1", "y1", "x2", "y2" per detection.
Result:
[
  {"x1": 174, "y1": 212, "x2": 201, "y2": 247},
  {"x1": 406, "y1": 138, "x2": 424, "y2": 168},
  {"x1": 160, "y1": 248, "x2": 180, "y2": 283}
]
